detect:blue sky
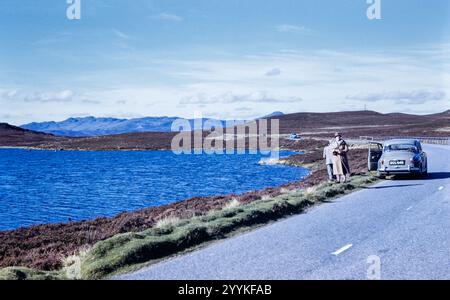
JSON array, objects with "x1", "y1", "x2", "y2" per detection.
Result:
[{"x1": 0, "y1": 0, "x2": 449, "y2": 124}]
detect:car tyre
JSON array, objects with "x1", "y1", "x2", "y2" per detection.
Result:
[{"x1": 422, "y1": 166, "x2": 428, "y2": 178}]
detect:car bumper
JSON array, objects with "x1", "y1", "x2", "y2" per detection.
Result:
[{"x1": 378, "y1": 166, "x2": 421, "y2": 175}]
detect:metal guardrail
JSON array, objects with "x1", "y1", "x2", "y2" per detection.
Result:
[{"x1": 359, "y1": 136, "x2": 450, "y2": 145}]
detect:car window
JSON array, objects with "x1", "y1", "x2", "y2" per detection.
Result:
[
  {"x1": 369, "y1": 143, "x2": 382, "y2": 152},
  {"x1": 384, "y1": 144, "x2": 418, "y2": 153}
]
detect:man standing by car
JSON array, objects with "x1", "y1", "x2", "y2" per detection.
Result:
[
  {"x1": 333, "y1": 133, "x2": 351, "y2": 183},
  {"x1": 323, "y1": 140, "x2": 336, "y2": 182}
]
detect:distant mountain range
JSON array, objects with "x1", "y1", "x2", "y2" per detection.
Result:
[
  {"x1": 22, "y1": 116, "x2": 185, "y2": 137},
  {"x1": 21, "y1": 113, "x2": 285, "y2": 137}
]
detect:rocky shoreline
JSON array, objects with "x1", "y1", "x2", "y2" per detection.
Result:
[{"x1": 0, "y1": 138, "x2": 369, "y2": 271}]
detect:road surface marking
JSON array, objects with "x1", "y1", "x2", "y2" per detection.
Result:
[
  {"x1": 332, "y1": 244, "x2": 353, "y2": 256},
  {"x1": 438, "y1": 186, "x2": 444, "y2": 191},
  {"x1": 406, "y1": 206, "x2": 413, "y2": 211}
]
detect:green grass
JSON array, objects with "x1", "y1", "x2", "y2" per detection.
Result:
[
  {"x1": 0, "y1": 174, "x2": 378, "y2": 280},
  {"x1": 80, "y1": 174, "x2": 378, "y2": 279},
  {"x1": 0, "y1": 267, "x2": 63, "y2": 280}
]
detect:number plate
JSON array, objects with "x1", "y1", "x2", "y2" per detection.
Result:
[{"x1": 389, "y1": 160, "x2": 406, "y2": 166}]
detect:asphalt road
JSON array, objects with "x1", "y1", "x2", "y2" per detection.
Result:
[{"x1": 117, "y1": 144, "x2": 450, "y2": 280}]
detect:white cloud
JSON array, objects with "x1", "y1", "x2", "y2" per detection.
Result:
[
  {"x1": 180, "y1": 91, "x2": 302, "y2": 105},
  {"x1": 0, "y1": 89, "x2": 75, "y2": 103},
  {"x1": 100, "y1": 44, "x2": 448, "y2": 117},
  {"x1": 111, "y1": 28, "x2": 133, "y2": 50},
  {"x1": 265, "y1": 68, "x2": 282, "y2": 77},
  {"x1": 152, "y1": 13, "x2": 183, "y2": 22},
  {"x1": 82, "y1": 99, "x2": 101, "y2": 105},
  {"x1": 112, "y1": 29, "x2": 130, "y2": 40},
  {"x1": 3, "y1": 42, "x2": 450, "y2": 124},
  {"x1": 346, "y1": 90, "x2": 446, "y2": 104},
  {"x1": 276, "y1": 24, "x2": 312, "y2": 34},
  {"x1": 0, "y1": 89, "x2": 18, "y2": 99}
]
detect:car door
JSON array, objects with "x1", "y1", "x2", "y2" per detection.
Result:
[
  {"x1": 368, "y1": 142, "x2": 383, "y2": 171},
  {"x1": 416, "y1": 141, "x2": 427, "y2": 170}
]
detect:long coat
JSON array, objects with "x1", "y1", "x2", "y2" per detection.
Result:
[
  {"x1": 323, "y1": 145, "x2": 335, "y2": 165},
  {"x1": 332, "y1": 140, "x2": 351, "y2": 176}
]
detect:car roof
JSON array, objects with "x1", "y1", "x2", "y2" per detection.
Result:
[{"x1": 384, "y1": 139, "x2": 420, "y2": 146}]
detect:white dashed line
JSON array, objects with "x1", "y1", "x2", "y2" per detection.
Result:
[
  {"x1": 331, "y1": 244, "x2": 353, "y2": 256},
  {"x1": 438, "y1": 186, "x2": 444, "y2": 191}
]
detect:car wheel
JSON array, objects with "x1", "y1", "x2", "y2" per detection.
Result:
[
  {"x1": 422, "y1": 165, "x2": 428, "y2": 178},
  {"x1": 413, "y1": 166, "x2": 422, "y2": 179}
]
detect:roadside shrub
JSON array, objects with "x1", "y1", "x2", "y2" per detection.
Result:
[
  {"x1": 223, "y1": 198, "x2": 241, "y2": 210},
  {"x1": 62, "y1": 246, "x2": 91, "y2": 280},
  {"x1": 155, "y1": 216, "x2": 181, "y2": 229}
]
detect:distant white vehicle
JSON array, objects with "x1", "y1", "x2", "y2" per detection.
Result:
[
  {"x1": 368, "y1": 139, "x2": 428, "y2": 178},
  {"x1": 289, "y1": 133, "x2": 301, "y2": 141}
]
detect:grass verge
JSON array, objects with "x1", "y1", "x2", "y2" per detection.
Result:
[
  {"x1": 0, "y1": 174, "x2": 378, "y2": 280},
  {"x1": 0, "y1": 267, "x2": 62, "y2": 280}
]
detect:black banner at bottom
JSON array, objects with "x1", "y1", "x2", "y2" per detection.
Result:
[{"x1": 1, "y1": 280, "x2": 447, "y2": 298}]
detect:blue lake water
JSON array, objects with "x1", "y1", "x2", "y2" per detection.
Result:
[{"x1": 0, "y1": 149, "x2": 308, "y2": 231}]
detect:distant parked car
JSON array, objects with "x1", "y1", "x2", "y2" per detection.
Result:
[
  {"x1": 368, "y1": 139, "x2": 428, "y2": 178},
  {"x1": 289, "y1": 133, "x2": 301, "y2": 141}
]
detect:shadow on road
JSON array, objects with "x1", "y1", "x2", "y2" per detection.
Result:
[
  {"x1": 392, "y1": 172, "x2": 450, "y2": 181},
  {"x1": 362, "y1": 184, "x2": 424, "y2": 190},
  {"x1": 425, "y1": 172, "x2": 450, "y2": 180}
]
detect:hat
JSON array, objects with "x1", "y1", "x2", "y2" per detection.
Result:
[{"x1": 334, "y1": 132, "x2": 342, "y2": 137}]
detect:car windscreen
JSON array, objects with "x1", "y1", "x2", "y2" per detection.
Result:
[{"x1": 384, "y1": 144, "x2": 418, "y2": 153}]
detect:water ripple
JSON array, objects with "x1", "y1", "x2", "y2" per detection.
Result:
[{"x1": 0, "y1": 149, "x2": 308, "y2": 230}]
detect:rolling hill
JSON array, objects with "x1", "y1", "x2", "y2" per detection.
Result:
[
  {"x1": 268, "y1": 110, "x2": 450, "y2": 137},
  {"x1": 0, "y1": 123, "x2": 66, "y2": 147}
]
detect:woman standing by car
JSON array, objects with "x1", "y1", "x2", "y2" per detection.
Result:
[{"x1": 333, "y1": 133, "x2": 351, "y2": 183}]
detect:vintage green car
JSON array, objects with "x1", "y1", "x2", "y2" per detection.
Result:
[{"x1": 368, "y1": 139, "x2": 428, "y2": 178}]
